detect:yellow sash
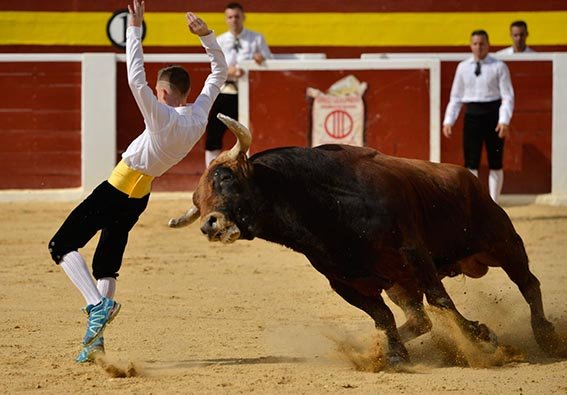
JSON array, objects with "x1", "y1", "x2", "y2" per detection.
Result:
[{"x1": 108, "y1": 160, "x2": 154, "y2": 198}]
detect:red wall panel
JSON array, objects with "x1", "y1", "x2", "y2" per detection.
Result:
[
  {"x1": 0, "y1": 62, "x2": 81, "y2": 189},
  {"x1": 248, "y1": 69, "x2": 430, "y2": 161}
]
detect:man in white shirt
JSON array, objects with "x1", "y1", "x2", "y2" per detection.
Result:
[
  {"x1": 497, "y1": 20, "x2": 535, "y2": 55},
  {"x1": 204, "y1": 2, "x2": 273, "y2": 166},
  {"x1": 48, "y1": 0, "x2": 227, "y2": 363},
  {"x1": 443, "y1": 30, "x2": 514, "y2": 203}
]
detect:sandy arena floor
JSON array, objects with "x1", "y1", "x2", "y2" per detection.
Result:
[{"x1": 1, "y1": 199, "x2": 566, "y2": 394}]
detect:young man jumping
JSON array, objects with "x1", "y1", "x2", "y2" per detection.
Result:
[{"x1": 48, "y1": 0, "x2": 227, "y2": 363}]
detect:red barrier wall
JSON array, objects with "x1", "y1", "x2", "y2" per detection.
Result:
[
  {"x1": 248, "y1": 69, "x2": 431, "y2": 160},
  {"x1": 0, "y1": 60, "x2": 553, "y2": 194},
  {"x1": 0, "y1": 62, "x2": 81, "y2": 189}
]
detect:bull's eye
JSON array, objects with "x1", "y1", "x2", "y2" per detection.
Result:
[
  {"x1": 219, "y1": 173, "x2": 233, "y2": 183},
  {"x1": 213, "y1": 167, "x2": 236, "y2": 192}
]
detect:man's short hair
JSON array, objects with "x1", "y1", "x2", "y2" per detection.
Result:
[
  {"x1": 471, "y1": 29, "x2": 490, "y2": 43},
  {"x1": 226, "y1": 2, "x2": 244, "y2": 12},
  {"x1": 510, "y1": 20, "x2": 528, "y2": 31},
  {"x1": 157, "y1": 65, "x2": 190, "y2": 96}
]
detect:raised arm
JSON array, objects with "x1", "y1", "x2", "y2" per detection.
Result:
[
  {"x1": 126, "y1": 0, "x2": 173, "y2": 132},
  {"x1": 187, "y1": 12, "x2": 228, "y2": 124}
]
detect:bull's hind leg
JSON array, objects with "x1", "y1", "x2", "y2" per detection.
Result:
[
  {"x1": 386, "y1": 284, "x2": 432, "y2": 343},
  {"x1": 329, "y1": 280, "x2": 410, "y2": 365},
  {"x1": 491, "y1": 236, "x2": 562, "y2": 356},
  {"x1": 401, "y1": 247, "x2": 497, "y2": 344}
]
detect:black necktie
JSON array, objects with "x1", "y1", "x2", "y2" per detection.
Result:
[
  {"x1": 474, "y1": 61, "x2": 481, "y2": 77},
  {"x1": 233, "y1": 38, "x2": 241, "y2": 52}
]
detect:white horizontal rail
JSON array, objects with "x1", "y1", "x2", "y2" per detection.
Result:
[
  {"x1": 0, "y1": 54, "x2": 83, "y2": 62},
  {"x1": 361, "y1": 52, "x2": 556, "y2": 61}
]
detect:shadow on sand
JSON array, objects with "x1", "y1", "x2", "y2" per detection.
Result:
[{"x1": 143, "y1": 355, "x2": 309, "y2": 371}]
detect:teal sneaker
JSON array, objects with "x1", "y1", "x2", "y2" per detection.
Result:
[
  {"x1": 75, "y1": 337, "x2": 105, "y2": 363},
  {"x1": 82, "y1": 297, "x2": 121, "y2": 346}
]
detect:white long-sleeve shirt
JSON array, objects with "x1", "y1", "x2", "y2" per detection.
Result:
[
  {"x1": 122, "y1": 26, "x2": 227, "y2": 177},
  {"x1": 217, "y1": 28, "x2": 272, "y2": 81},
  {"x1": 443, "y1": 55, "x2": 514, "y2": 126}
]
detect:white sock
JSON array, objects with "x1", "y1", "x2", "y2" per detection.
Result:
[
  {"x1": 59, "y1": 251, "x2": 102, "y2": 306},
  {"x1": 205, "y1": 150, "x2": 221, "y2": 167},
  {"x1": 468, "y1": 168, "x2": 479, "y2": 177},
  {"x1": 489, "y1": 169, "x2": 504, "y2": 203},
  {"x1": 97, "y1": 277, "x2": 116, "y2": 299}
]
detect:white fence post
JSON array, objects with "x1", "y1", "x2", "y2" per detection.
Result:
[
  {"x1": 552, "y1": 53, "x2": 567, "y2": 196},
  {"x1": 81, "y1": 53, "x2": 117, "y2": 192}
]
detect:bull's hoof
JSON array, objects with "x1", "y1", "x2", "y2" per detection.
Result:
[
  {"x1": 385, "y1": 344, "x2": 411, "y2": 368},
  {"x1": 535, "y1": 331, "x2": 567, "y2": 357},
  {"x1": 469, "y1": 322, "x2": 498, "y2": 346},
  {"x1": 387, "y1": 353, "x2": 410, "y2": 366},
  {"x1": 532, "y1": 320, "x2": 567, "y2": 357}
]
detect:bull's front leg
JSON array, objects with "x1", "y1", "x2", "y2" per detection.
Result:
[{"x1": 329, "y1": 280, "x2": 410, "y2": 366}]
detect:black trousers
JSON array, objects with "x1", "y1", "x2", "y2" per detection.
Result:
[
  {"x1": 48, "y1": 181, "x2": 149, "y2": 279},
  {"x1": 205, "y1": 93, "x2": 238, "y2": 151},
  {"x1": 463, "y1": 102, "x2": 504, "y2": 170}
]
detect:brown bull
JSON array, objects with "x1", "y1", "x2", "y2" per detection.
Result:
[{"x1": 169, "y1": 113, "x2": 563, "y2": 366}]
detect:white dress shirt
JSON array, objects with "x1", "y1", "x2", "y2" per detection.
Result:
[
  {"x1": 443, "y1": 55, "x2": 515, "y2": 126},
  {"x1": 217, "y1": 28, "x2": 272, "y2": 81},
  {"x1": 122, "y1": 26, "x2": 227, "y2": 177},
  {"x1": 496, "y1": 46, "x2": 535, "y2": 55}
]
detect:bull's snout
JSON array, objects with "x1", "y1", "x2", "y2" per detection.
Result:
[
  {"x1": 200, "y1": 215, "x2": 219, "y2": 236},
  {"x1": 200, "y1": 212, "x2": 241, "y2": 243}
]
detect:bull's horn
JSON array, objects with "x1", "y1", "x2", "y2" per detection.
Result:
[
  {"x1": 168, "y1": 206, "x2": 200, "y2": 228},
  {"x1": 217, "y1": 113, "x2": 251, "y2": 160}
]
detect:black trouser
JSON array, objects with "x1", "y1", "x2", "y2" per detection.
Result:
[
  {"x1": 463, "y1": 100, "x2": 504, "y2": 170},
  {"x1": 48, "y1": 181, "x2": 149, "y2": 279},
  {"x1": 205, "y1": 92, "x2": 238, "y2": 151}
]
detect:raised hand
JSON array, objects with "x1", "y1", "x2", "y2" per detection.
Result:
[
  {"x1": 128, "y1": 0, "x2": 144, "y2": 27},
  {"x1": 186, "y1": 12, "x2": 211, "y2": 36}
]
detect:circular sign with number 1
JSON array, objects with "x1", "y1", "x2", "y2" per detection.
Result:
[{"x1": 106, "y1": 9, "x2": 147, "y2": 50}]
